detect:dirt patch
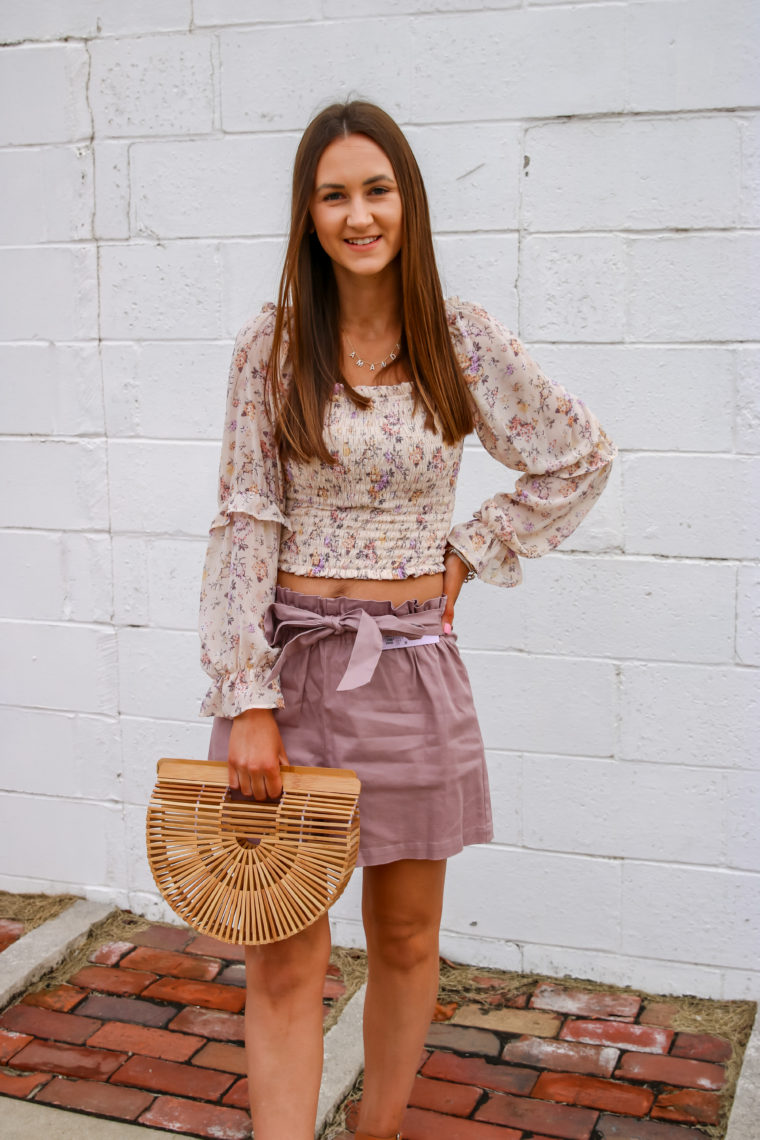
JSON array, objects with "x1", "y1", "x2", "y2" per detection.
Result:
[{"x1": 323, "y1": 945, "x2": 368, "y2": 1033}]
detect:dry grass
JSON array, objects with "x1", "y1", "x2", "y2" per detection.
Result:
[{"x1": 0, "y1": 890, "x2": 78, "y2": 932}]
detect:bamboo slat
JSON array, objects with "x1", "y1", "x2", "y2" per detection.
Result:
[{"x1": 146, "y1": 758, "x2": 361, "y2": 945}]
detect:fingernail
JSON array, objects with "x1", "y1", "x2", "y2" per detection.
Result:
[{"x1": 443, "y1": 622, "x2": 452, "y2": 634}]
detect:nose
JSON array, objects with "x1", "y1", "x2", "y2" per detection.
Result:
[{"x1": 346, "y1": 194, "x2": 374, "y2": 229}]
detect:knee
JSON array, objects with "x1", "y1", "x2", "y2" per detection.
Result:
[
  {"x1": 368, "y1": 917, "x2": 439, "y2": 973},
  {"x1": 244, "y1": 918, "x2": 330, "y2": 1001}
]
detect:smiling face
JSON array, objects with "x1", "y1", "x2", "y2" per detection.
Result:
[{"x1": 308, "y1": 133, "x2": 403, "y2": 284}]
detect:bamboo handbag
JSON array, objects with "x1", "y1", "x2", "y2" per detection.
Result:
[{"x1": 146, "y1": 759, "x2": 361, "y2": 945}]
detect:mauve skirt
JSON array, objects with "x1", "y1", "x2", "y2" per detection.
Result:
[{"x1": 207, "y1": 586, "x2": 493, "y2": 867}]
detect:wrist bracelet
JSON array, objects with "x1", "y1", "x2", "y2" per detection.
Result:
[{"x1": 444, "y1": 543, "x2": 477, "y2": 582}]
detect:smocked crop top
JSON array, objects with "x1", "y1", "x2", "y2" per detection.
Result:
[{"x1": 199, "y1": 297, "x2": 617, "y2": 717}]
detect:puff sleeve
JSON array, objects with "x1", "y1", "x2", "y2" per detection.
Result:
[
  {"x1": 199, "y1": 305, "x2": 289, "y2": 717},
  {"x1": 446, "y1": 298, "x2": 617, "y2": 587}
]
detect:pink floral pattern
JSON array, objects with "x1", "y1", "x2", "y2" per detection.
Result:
[{"x1": 199, "y1": 297, "x2": 617, "y2": 717}]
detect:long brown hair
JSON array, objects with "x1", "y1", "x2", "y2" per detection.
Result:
[{"x1": 267, "y1": 100, "x2": 475, "y2": 463}]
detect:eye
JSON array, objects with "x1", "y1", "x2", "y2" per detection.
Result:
[
  {"x1": 369, "y1": 186, "x2": 389, "y2": 195},
  {"x1": 323, "y1": 191, "x2": 343, "y2": 201}
]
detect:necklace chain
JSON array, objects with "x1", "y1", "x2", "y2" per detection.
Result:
[{"x1": 342, "y1": 330, "x2": 402, "y2": 374}]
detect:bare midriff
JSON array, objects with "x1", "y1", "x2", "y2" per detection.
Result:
[{"x1": 276, "y1": 570, "x2": 444, "y2": 605}]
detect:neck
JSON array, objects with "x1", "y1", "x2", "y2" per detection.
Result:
[{"x1": 333, "y1": 260, "x2": 403, "y2": 339}]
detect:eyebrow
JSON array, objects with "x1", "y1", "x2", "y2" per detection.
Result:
[{"x1": 315, "y1": 174, "x2": 394, "y2": 193}]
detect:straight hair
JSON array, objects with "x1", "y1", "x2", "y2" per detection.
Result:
[{"x1": 267, "y1": 100, "x2": 475, "y2": 463}]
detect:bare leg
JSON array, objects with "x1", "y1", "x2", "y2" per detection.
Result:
[
  {"x1": 243, "y1": 910, "x2": 331, "y2": 1140},
  {"x1": 356, "y1": 859, "x2": 447, "y2": 1137}
]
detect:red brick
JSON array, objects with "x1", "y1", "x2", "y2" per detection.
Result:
[
  {"x1": 111, "y1": 1053, "x2": 235, "y2": 1100},
  {"x1": 168, "y1": 1006, "x2": 245, "y2": 1041},
  {"x1": 131, "y1": 924, "x2": 193, "y2": 952},
  {"x1": 76, "y1": 994, "x2": 175, "y2": 1027},
  {"x1": 560, "y1": 1018, "x2": 673, "y2": 1054},
  {"x1": 486, "y1": 991, "x2": 529, "y2": 1008},
  {"x1": 615, "y1": 1051, "x2": 726, "y2": 1090},
  {"x1": 409, "y1": 1074, "x2": 482, "y2": 1116},
  {"x1": 120, "y1": 945, "x2": 223, "y2": 981},
  {"x1": 0, "y1": 1026, "x2": 32, "y2": 1063},
  {"x1": 0, "y1": 1003, "x2": 101, "y2": 1044},
  {"x1": 192, "y1": 1040, "x2": 247, "y2": 1075},
  {"x1": 0, "y1": 918, "x2": 24, "y2": 940},
  {"x1": 0, "y1": 1069, "x2": 52, "y2": 1098},
  {"x1": 218, "y1": 964, "x2": 246, "y2": 987},
  {"x1": 596, "y1": 1114, "x2": 708, "y2": 1139},
  {"x1": 141, "y1": 976, "x2": 246, "y2": 1012},
  {"x1": 21, "y1": 984, "x2": 87, "y2": 1012},
  {"x1": 36, "y1": 1075, "x2": 154, "y2": 1119},
  {"x1": 639, "y1": 1001, "x2": 678, "y2": 1028},
  {"x1": 185, "y1": 933, "x2": 245, "y2": 962},
  {"x1": 222, "y1": 1076, "x2": 249, "y2": 1108},
  {"x1": 651, "y1": 1086, "x2": 722, "y2": 1124},
  {"x1": 323, "y1": 976, "x2": 346, "y2": 1000},
  {"x1": 471, "y1": 974, "x2": 507, "y2": 988},
  {"x1": 530, "y1": 983, "x2": 640, "y2": 1021},
  {"x1": 502, "y1": 1035, "x2": 619, "y2": 1077},
  {"x1": 11, "y1": 1038, "x2": 128, "y2": 1080},
  {"x1": 671, "y1": 1031, "x2": 732, "y2": 1063},
  {"x1": 89, "y1": 940, "x2": 135, "y2": 966},
  {"x1": 475, "y1": 1090, "x2": 598, "y2": 1139},
  {"x1": 87, "y1": 1020, "x2": 205, "y2": 1062},
  {"x1": 326, "y1": 962, "x2": 341, "y2": 977},
  {"x1": 533, "y1": 1071, "x2": 654, "y2": 1116},
  {"x1": 69, "y1": 965, "x2": 158, "y2": 996},
  {"x1": 422, "y1": 1049, "x2": 537, "y2": 1095},
  {"x1": 401, "y1": 1105, "x2": 521, "y2": 1139},
  {"x1": 139, "y1": 1093, "x2": 252, "y2": 1138},
  {"x1": 424, "y1": 1022, "x2": 500, "y2": 1057}
]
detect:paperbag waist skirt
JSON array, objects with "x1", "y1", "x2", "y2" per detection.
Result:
[{"x1": 207, "y1": 586, "x2": 493, "y2": 867}]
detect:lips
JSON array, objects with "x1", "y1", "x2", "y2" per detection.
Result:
[{"x1": 345, "y1": 236, "x2": 381, "y2": 247}]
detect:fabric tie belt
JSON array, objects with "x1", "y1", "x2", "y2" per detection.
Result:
[{"x1": 263, "y1": 601, "x2": 444, "y2": 693}]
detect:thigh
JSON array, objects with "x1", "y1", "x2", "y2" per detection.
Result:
[{"x1": 361, "y1": 859, "x2": 447, "y2": 939}]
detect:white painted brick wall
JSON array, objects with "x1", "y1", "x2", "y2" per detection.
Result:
[{"x1": 1, "y1": 0, "x2": 758, "y2": 1001}]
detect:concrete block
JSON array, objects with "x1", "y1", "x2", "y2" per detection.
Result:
[
  {"x1": 622, "y1": 863, "x2": 760, "y2": 970},
  {"x1": 0, "y1": 899, "x2": 114, "y2": 1011},
  {"x1": 315, "y1": 983, "x2": 367, "y2": 1134},
  {"x1": 628, "y1": 233, "x2": 760, "y2": 342},
  {"x1": 109, "y1": 439, "x2": 217, "y2": 536},
  {"x1": 522, "y1": 943, "x2": 723, "y2": 1002},
  {"x1": 463, "y1": 649, "x2": 616, "y2": 757},
  {"x1": 1, "y1": 620, "x2": 118, "y2": 715},
  {"x1": 485, "y1": 751, "x2": 522, "y2": 847},
  {"x1": 740, "y1": 114, "x2": 760, "y2": 226},
  {"x1": 626, "y1": 0, "x2": 760, "y2": 113},
  {"x1": 0, "y1": 531, "x2": 66, "y2": 620},
  {"x1": 410, "y1": 7, "x2": 626, "y2": 121},
  {"x1": 405, "y1": 122, "x2": 522, "y2": 233},
  {"x1": 94, "y1": 140, "x2": 131, "y2": 240},
  {"x1": 120, "y1": 715, "x2": 212, "y2": 805},
  {"x1": 220, "y1": 239, "x2": 289, "y2": 336},
  {"x1": 0, "y1": 707, "x2": 121, "y2": 800},
  {"x1": 148, "y1": 539, "x2": 206, "y2": 629},
  {"x1": 0, "y1": 0, "x2": 192, "y2": 40},
  {"x1": 620, "y1": 662, "x2": 760, "y2": 770},
  {"x1": 2, "y1": 1099, "x2": 172, "y2": 1140},
  {"x1": 0, "y1": 43, "x2": 90, "y2": 145},
  {"x1": 736, "y1": 565, "x2": 760, "y2": 667},
  {"x1": 89, "y1": 34, "x2": 214, "y2": 138},
  {"x1": 0, "y1": 144, "x2": 93, "y2": 243},
  {"x1": 0, "y1": 343, "x2": 103, "y2": 436},
  {"x1": 118, "y1": 627, "x2": 204, "y2": 721},
  {"x1": 112, "y1": 536, "x2": 150, "y2": 626},
  {"x1": 131, "y1": 135, "x2": 296, "y2": 238},
  {"x1": 736, "y1": 347, "x2": 760, "y2": 454},
  {"x1": 100, "y1": 241, "x2": 222, "y2": 339},
  {"x1": 722, "y1": 968, "x2": 760, "y2": 1001},
  {"x1": 325, "y1": 0, "x2": 495, "y2": 14},
  {"x1": 437, "y1": 929, "x2": 522, "y2": 974},
  {"x1": 520, "y1": 235, "x2": 626, "y2": 342},
  {"x1": 63, "y1": 534, "x2": 113, "y2": 622},
  {"x1": 0, "y1": 793, "x2": 125, "y2": 888},
  {"x1": 434, "y1": 234, "x2": 519, "y2": 327},
  {"x1": 524, "y1": 116, "x2": 740, "y2": 231},
  {"x1": 0, "y1": 440, "x2": 108, "y2": 530},
  {"x1": 219, "y1": 20, "x2": 410, "y2": 132},
  {"x1": 523, "y1": 756, "x2": 726, "y2": 865},
  {"x1": 124, "y1": 803, "x2": 159, "y2": 893},
  {"x1": 195, "y1": 0, "x2": 321, "y2": 22},
  {"x1": 0, "y1": 246, "x2": 97, "y2": 341},
  {"x1": 531, "y1": 343, "x2": 734, "y2": 454},
  {"x1": 102, "y1": 339, "x2": 231, "y2": 440},
  {"x1": 624, "y1": 454, "x2": 760, "y2": 559},
  {"x1": 445, "y1": 844, "x2": 621, "y2": 951},
  {"x1": 724, "y1": 772, "x2": 760, "y2": 872},
  {"x1": 94, "y1": 0, "x2": 192, "y2": 35}
]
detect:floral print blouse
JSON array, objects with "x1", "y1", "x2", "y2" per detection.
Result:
[{"x1": 199, "y1": 297, "x2": 616, "y2": 717}]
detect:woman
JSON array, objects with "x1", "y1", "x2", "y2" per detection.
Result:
[{"x1": 199, "y1": 100, "x2": 616, "y2": 1140}]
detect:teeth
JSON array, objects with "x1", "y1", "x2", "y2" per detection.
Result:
[{"x1": 347, "y1": 237, "x2": 378, "y2": 245}]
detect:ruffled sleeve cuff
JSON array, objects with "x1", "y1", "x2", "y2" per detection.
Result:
[
  {"x1": 200, "y1": 665, "x2": 284, "y2": 719},
  {"x1": 446, "y1": 521, "x2": 523, "y2": 587}
]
